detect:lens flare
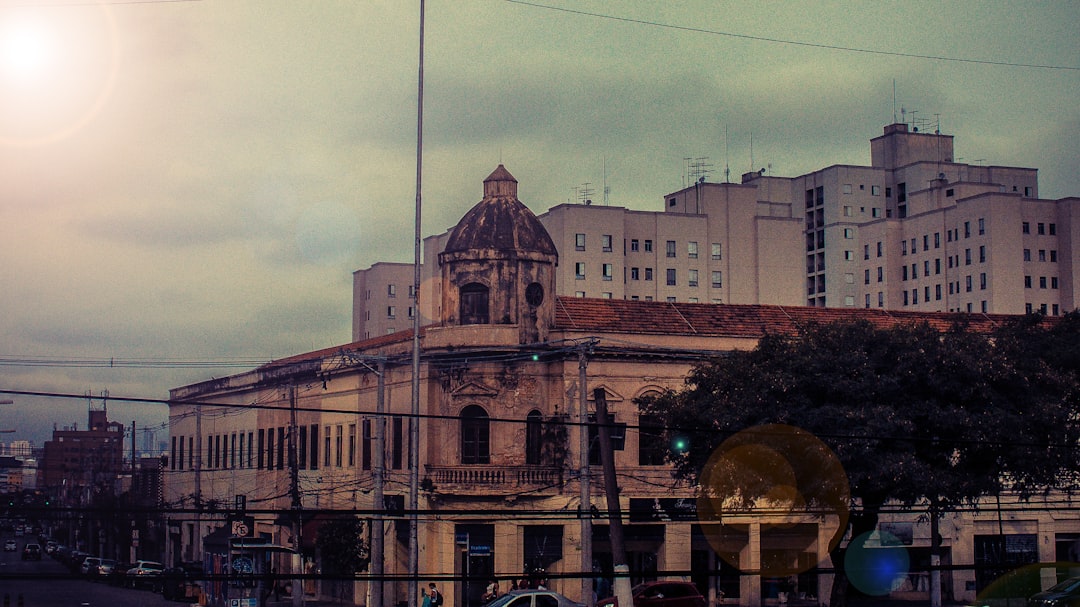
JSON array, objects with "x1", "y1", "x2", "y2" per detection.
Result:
[{"x1": 845, "y1": 531, "x2": 910, "y2": 596}]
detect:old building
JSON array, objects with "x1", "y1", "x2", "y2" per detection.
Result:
[
  {"x1": 354, "y1": 124, "x2": 1078, "y2": 340},
  {"x1": 169, "y1": 166, "x2": 1078, "y2": 607}
]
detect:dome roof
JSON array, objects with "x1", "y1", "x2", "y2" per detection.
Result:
[{"x1": 443, "y1": 165, "x2": 557, "y2": 256}]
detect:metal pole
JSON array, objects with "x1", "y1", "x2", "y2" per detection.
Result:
[
  {"x1": 289, "y1": 385, "x2": 302, "y2": 607},
  {"x1": 372, "y1": 361, "x2": 386, "y2": 607},
  {"x1": 578, "y1": 345, "x2": 593, "y2": 607},
  {"x1": 409, "y1": 2, "x2": 425, "y2": 606}
]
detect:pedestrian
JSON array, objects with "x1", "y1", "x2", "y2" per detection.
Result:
[
  {"x1": 482, "y1": 578, "x2": 499, "y2": 603},
  {"x1": 429, "y1": 583, "x2": 444, "y2": 607},
  {"x1": 421, "y1": 586, "x2": 431, "y2": 607}
]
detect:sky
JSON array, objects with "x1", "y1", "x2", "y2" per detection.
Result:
[{"x1": 0, "y1": 0, "x2": 1077, "y2": 451}]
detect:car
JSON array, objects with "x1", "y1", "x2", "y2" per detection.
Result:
[
  {"x1": 80, "y1": 556, "x2": 103, "y2": 575},
  {"x1": 598, "y1": 582, "x2": 706, "y2": 607},
  {"x1": 44, "y1": 540, "x2": 58, "y2": 554},
  {"x1": 484, "y1": 590, "x2": 585, "y2": 607},
  {"x1": 1027, "y1": 576, "x2": 1080, "y2": 607},
  {"x1": 89, "y1": 558, "x2": 119, "y2": 580},
  {"x1": 3, "y1": 539, "x2": 16, "y2": 552},
  {"x1": 160, "y1": 563, "x2": 204, "y2": 602},
  {"x1": 126, "y1": 560, "x2": 165, "y2": 589},
  {"x1": 21, "y1": 543, "x2": 42, "y2": 561}
]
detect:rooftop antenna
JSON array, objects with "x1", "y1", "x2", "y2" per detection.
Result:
[
  {"x1": 749, "y1": 132, "x2": 754, "y2": 173},
  {"x1": 724, "y1": 124, "x2": 731, "y2": 183},
  {"x1": 575, "y1": 183, "x2": 594, "y2": 205},
  {"x1": 603, "y1": 156, "x2": 610, "y2": 205}
]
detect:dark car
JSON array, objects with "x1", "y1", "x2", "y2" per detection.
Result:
[
  {"x1": 1028, "y1": 576, "x2": 1080, "y2": 607},
  {"x1": 160, "y1": 563, "x2": 203, "y2": 602},
  {"x1": 21, "y1": 543, "x2": 42, "y2": 560},
  {"x1": 598, "y1": 582, "x2": 706, "y2": 607}
]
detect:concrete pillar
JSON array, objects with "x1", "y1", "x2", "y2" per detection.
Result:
[
  {"x1": 741, "y1": 523, "x2": 761, "y2": 607},
  {"x1": 664, "y1": 524, "x2": 692, "y2": 581}
]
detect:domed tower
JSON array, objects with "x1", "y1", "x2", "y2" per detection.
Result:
[{"x1": 438, "y1": 165, "x2": 558, "y2": 344}]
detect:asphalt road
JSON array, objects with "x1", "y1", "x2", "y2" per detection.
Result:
[{"x1": 0, "y1": 537, "x2": 187, "y2": 607}]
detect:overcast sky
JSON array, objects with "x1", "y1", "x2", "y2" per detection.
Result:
[{"x1": 1, "y1": 1, "x2": 1077, "y2": 450}]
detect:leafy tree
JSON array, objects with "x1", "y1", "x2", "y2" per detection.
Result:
[
  {"x1": 638, "y1": 315, "x2": 1080, "y2": 605},
  {"x1": 316, "y1": 517, "x2": 370, "y2": 601}
]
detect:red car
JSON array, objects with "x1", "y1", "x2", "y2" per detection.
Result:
[{"x1": 598, "y1": 582, "x2": 706, "y2": 607}]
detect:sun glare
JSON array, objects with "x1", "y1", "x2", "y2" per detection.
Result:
[{"x1": 1, "y1": 16, "x2": 56, "y2": 81}]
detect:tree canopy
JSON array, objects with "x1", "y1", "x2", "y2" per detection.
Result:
[{"x1": 639, "y1": 314, "x2": 1080, "y2": 512}]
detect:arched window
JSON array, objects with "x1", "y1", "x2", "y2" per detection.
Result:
[
  {"x1": 460, "y1": 282, "x2": 490, "y2": 325},
  {"x1": 460, "y1": 405, "x2": 490, "y2": 465},
  {"x1": 525, "y1": 410, "x2": 543, "y2": 465}
]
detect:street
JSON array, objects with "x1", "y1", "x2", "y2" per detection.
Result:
[{"x1": 0, "y1": 540, "x2": 186, "y2": 607}]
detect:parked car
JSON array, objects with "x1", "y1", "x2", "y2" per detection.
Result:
[
  {"x1": 126, "y1": 560, "x2": 165, "y2": 589},
  {"x1": 160, "y1": 563, "x2": 204, "y2": 602},
  {"x1": 1027, "y1": 576, "x2": 1080, "y2": 607},
  {"x1": 80, "y1": 556, "x2": 103, "y2": 576},
  {"x1": 44, "y1": 540, "x2": 58, "y2": 554},
  {"x1": 3, "y1": 539, "x2": 16, "y2": 552},
  {"x1": 21, "y1": 543, "x2": 42, "y2": 561},
  {"x1": 598, "y1": 582, "x2": 706, "y2": 607},
  {"x1": 485, "y1": 590, "x2": 585, "y2": 607},
  {"x1": 89, "y1": 558, "x2": 119, "y2": 580}
]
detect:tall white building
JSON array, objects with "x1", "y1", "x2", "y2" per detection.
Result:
[{"x1": 353, "y1": 124, "x2": 1078, "y2": 339}]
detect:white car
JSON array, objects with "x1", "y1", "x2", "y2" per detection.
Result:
[
  {"x1": 3, "y1": 539, "x2": 16, "y2": 552},
  {"x1": 126, "y1": 560, "x2": 165, "y2": 588}
]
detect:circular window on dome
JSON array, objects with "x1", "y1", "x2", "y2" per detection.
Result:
[{"x1": 525, "y1": 282, "x2": 544, "y2": 307}]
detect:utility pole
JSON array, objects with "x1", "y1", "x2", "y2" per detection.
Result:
[
  {"x1": 288, "y1": 385, "x2": 302, "y2": 607},
  {"x1": 578, "y1": 343, "x2": 593, "y2": 607},
  {"x1": 409, "y1": 2, "x2": 426, "y2": 606},
  {"x1": 595, "y1": 388, "x2": 632, "y2": 607},
  {"x1": 371, "y1": 361, "x2": 386, "y2": 607}
]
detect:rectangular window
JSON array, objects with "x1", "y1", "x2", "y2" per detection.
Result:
[
  {"x1": 602, "y1": 263, "x2": 613, "y2": 281},
  {"x1": 666, "y1": 268, "x2": 676, "y2": 286},
  {"x1": 575, "y1": 233, "x2": 585, "y2": 250},
  {"x1": 299, "y1": 426, "x2": 307, "y2": 470},
  {"x1": 864, "y1": 244, "x2": 870, "y2": 260},
  {"x1": 266, "y1": 428, "x2": 274, "y2": 470},
  {"x1": 711, "y1": 271, "x2": 722, "y2": 288},
  {"x1": 877, "y1": 242, "x2": 883, "y2": 257},
  {"x1": 348, "y1": 423, "x2": 357, "y2": 467},
  {"x1": 978, "y1": 218, "x2": 985, "y2": 235},
  {"x1": 980, "y1": 273, "x2": 987, "y2": 290},
  {"x1": 966, "y1": 276, "x2": 973, "y2": 292},
  {"x1": 844, "y1": 250, "x2": 854, "y2": 261},
  {"x1": 1051, "y1": 250, "x2": 1058, "y2": 262},
  {"x1": 877, "y1": 267, "x2": 883, "y2": 282},
  {"x1": 1050, "y1": 223, "x2": 1057, "y2": 235},
  {"x1": 843, "y1": 205, "x2": 853, "y2": 216},
  {"x1": 1039, "y1": 250, "x2": 1046, "y2": 262},
  {"x1": 1052, "y1": 277, "x2": 1059, "y2": 289},
  {"x1": 644, "y1": 268, "x2": 653, "y2": 281},
  {"x1": 934, "y1": 233, "x2": 941, "y2": 248},
  {"x1": 601, "y1": 234, "x2": 612, "y2": 252},
  {"x1": 864, "y1": 269, "x2": 870, "y2": 285},
  {"x1": 171, "y1": 437, "x2": 178, "y2": 470},
  {"x1": 964, "y1": 222, "x2": 971, "y2": 238},
  {"x1": 231, "y1": 433, "x2": 237, "y2": 469},
  {"x1": 965, "y1": 249, "x2": 972, "y2": 265},
  {"x1": 277, "y1": 427, "x2": 285, "y2": 470},
  {"x1": 688, "y1": 241, "x2": 698, "y2": 258},
  {"x1": 387, "y1": 306, "x2": 396, "y2": 319},
  {"x1": 1038, "y1": 223, "x2": 1045, "y2": 235},
  {"x1": 324, "y1": 425, "x2": 332, "y2": 468},
  {"x1": 935, "y1": 258, "x2": 941, "y2": 275},
  {"x1": 924, "y1": 260, "x2": 930, "y2": 276},
  {"x1": 257, "y1": 429, "x2": 265, "y2": 469},
  {"x1": 1040, "y1": 276, "x2": 1048, "y2": 289},
  {"x1": 309, "y1": 424, "x2": 319, "y2": 470},
  {"x1": 644, "y1": 239, "x2": 653, "y2": 252},
  {"x1": 935, "y1": 284, "x2": 942, "y2": 301},
  {"x1": 387, "y1": 284, "x2": 396, "y2": 297},
  {"x1": 631, "y1": 239, "x2": 639, "y2": 252},
  {"x1": 923, "y1": 234, "x2": 929, "y2": 251},
  {"x1": 332, "y1": 423, "x2": 341, "y2": 464},
  {"x1": 902, "y1": 241, "x2": 907, "y2": 255},
  {"x1": 247, "y1": 432, "x2": 253, "y2": 469},
  {"x1": 980, "y1": 246, "x2": 986, "y2": 263},
  {"x1": 575, "y1": 262, "x2": 585, "y2": 280},
  {"x1": 688, "y1": 269, "x2": 698, "y2": 287},
  {"x1": 630, "y1": 267, "x2": 639, "y2": 280},
  {"x1": 1024, "y1": 249, "x2": 1031, "y2": 261},
  {"x1": 666, "y1": 240, "x2": 676, "y2": 258},
  {"x1": 844, "y1": 228, "x2": 854, "y2": 239},
  {"x1": 1023, "y1": 222, "x2": 1030, "y2": 234},
  {"x1": 392, "y1": 416, "x2": 404, "y2": 470},
  {"x1": 361, "y1": 419, "x2": 372, "y2": 470},
  {"x1": 711, "y1": 243, "x2": 722, "y2": 260}
]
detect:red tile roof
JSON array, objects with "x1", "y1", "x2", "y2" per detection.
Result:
[{"x1": 552, "y1": 297, "x2": 1012, "y2": 337}]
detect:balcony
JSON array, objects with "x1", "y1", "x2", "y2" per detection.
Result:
[{"x1": 425, "y1": 465, "x2": 564, "y2": 496}]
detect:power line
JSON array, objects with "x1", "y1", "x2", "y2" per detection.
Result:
[{"x1": 505, "y1": 0, "x2": 1080, "y2": 71}]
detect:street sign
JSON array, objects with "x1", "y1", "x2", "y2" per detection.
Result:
[{"x1": 229, "y1": 515, "x2": 255, "y2": 537}]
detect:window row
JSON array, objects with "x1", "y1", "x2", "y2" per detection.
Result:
[
  {"x1": 1022, "y1": 222, "x2": 1056, "y2": 236},
  {"x1": 1024, "y1": 276, "x2": 1060, "y2": 289},
  {"x1": 576, "y1": 234, "x2": 723, "y2": 260},
  {"x1": 1023, "y1": 249, "x2": 1059, "y2": 262},
  {"x1": 364, "y1": 285, "x2": 416, "y2": 300},
  {"x1": 169, "y1": 419, "x2": 409, "y2": 472}
]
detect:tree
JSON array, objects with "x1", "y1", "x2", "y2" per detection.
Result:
[
  {"x1": 638, "y1": 315, "x2": 1080, "y2": 606},
  {"x1": 315, "y1": 517, "x2": 370, "y2": 602}
]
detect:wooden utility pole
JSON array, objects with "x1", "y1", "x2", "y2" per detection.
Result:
[
  {"x1": 578, "y1": 345, "x2": 593, "y2": 606},
  {"x1": 594, "y1": 388, "x2": 632, "y2": 607}
]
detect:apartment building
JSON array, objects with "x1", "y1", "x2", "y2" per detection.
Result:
[{"x1": 353, "y1": 124, "x2": 1077, "y2": 339}]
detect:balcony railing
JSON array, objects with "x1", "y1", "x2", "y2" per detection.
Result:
[{"x1": 425, "y1": 465, "x2": 564, "y2": 493}]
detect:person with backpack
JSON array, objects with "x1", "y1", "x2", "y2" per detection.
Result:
[{"x1": 428, "y1": 583, "x2": 443, "y2": 607}]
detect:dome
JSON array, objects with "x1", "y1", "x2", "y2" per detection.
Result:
[{"x1": 443, "y1": 165, "x2": 557, "y2": 257}]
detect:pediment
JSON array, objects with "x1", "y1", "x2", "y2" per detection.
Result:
[
  {"x1": 587, "y1": 384, "x2": 624, "y2": 403},
  {"x1": 451, "y1": 381, "x2": 499, "y2": 398}
]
